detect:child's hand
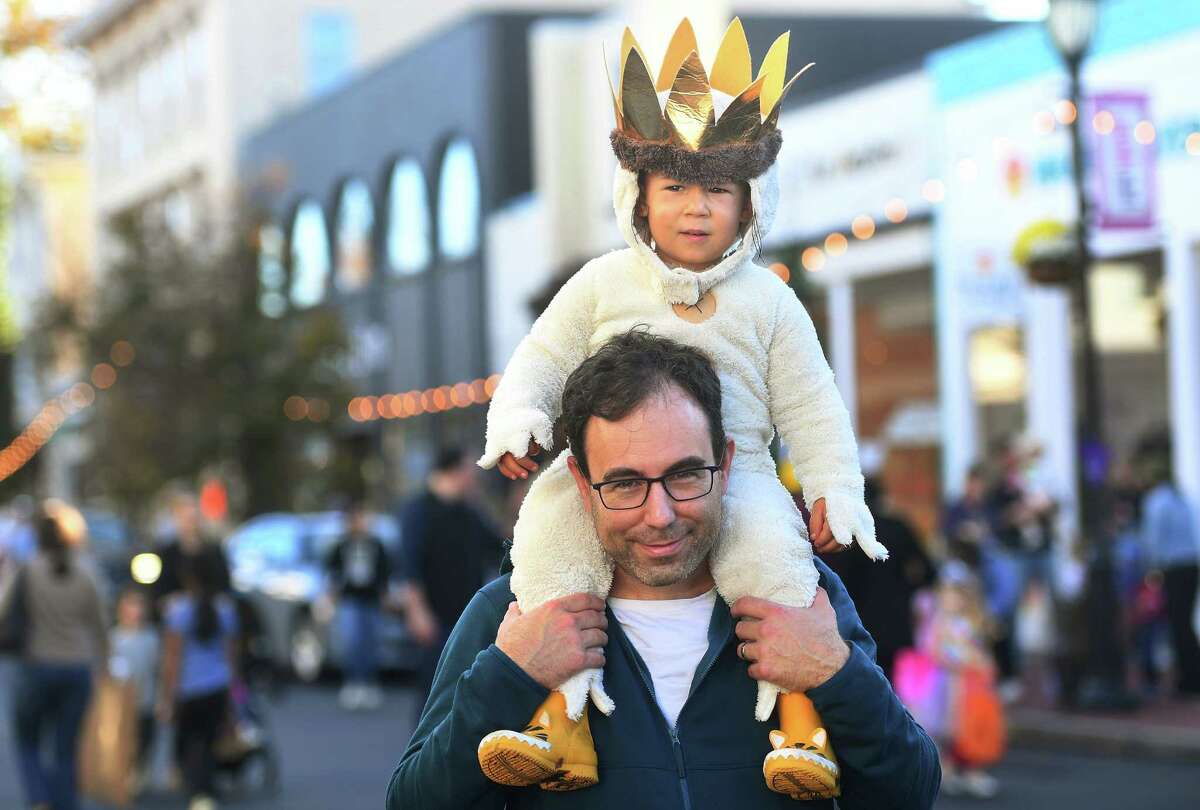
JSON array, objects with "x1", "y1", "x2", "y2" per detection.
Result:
[
  {"x1": 498, "y1": 441, "x2": 542, "y2": 480},
  {"x1": 808, "y1": 498, "x2": 840, "y2": 554}
]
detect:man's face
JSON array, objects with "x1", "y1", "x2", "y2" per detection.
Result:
[{"x1": 567, "y1": 384, "x2": 734, "y2": 599}]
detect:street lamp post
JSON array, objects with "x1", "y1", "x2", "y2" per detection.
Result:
[{"x1": 1045, "y1": 0, "x2": 1135, "y2": 710}]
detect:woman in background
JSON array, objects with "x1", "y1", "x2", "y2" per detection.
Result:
[{"x1": 2, "y1": 500, "x2": 108, "y2": 810}]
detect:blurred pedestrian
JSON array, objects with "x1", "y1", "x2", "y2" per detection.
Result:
[
  {"x1": 833, "y1": 477, "x2": 935, "y2": 681},
  {"x1": 945, "y1": 461, "x2": 1022, "y2": 688},
  {"x1": 987, "y1": 435, "x2": 1059, "y2": 698},
  {"x1": 397, "y1": 446, "x2": 505, "y2": 720},
  {"x1": 1139, "y1": 457, "x2": 1200, "y2": 696},
  {"x1": 110, "y1": 587, "x2": 161, "y2": 793},
  {"x1": 153, "y1": 490, "x2": 231, "y2": 614},
  {"x1": 1, "y1": 500, "x2": 109, "y2": 810},
  {"x1": 158, "y1": 552, "x2": 239, "y2": 810},
  {"x1": 324, "y1": 501, "x2": 391, "y2": 711},
  {"x1": 919, "y1": 561, "x2": 1004, "y2": 799}
]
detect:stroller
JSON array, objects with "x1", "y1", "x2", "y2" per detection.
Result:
[
  {"x1": 213, "y1": 679, "x2": 281, "y2": 797},
  {"x1": 213, "y1": 595, "x2": 282, "y2": 798}
]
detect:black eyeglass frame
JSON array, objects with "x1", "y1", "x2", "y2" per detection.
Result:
[{"x1": 588, "y1": 465, "x2": 723, "y2": 511}]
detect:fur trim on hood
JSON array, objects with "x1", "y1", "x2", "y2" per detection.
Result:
[{"x1": 612, "y1": 161, "x2": 780, "y2": 307}]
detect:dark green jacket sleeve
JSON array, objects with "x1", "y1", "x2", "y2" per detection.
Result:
[
  {"x1": 810, "y1": 561, "x2": 941, "y2": 809},
  {"x1": 387, "y1": 585, "x2": 551, "y2": 809}
]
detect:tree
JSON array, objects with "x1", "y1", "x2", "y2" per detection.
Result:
[{"x1": 36, "y1": 210, "x2": 356, "y2": 522}]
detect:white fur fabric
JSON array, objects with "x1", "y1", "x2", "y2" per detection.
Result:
[{"x1": 479, "y1": 164, "x2": 885, "y2": 722}]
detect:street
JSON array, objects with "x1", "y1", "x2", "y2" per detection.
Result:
[{"x1": 3, "y1": 661, "x2": 1198, "y2": 809}]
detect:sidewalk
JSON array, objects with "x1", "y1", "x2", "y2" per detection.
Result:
[{"x1": 1007, "y1": 696, "x2": 1200, "y2": 761}]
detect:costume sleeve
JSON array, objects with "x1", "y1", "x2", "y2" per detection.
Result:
[
  {"x1": 478, "y1": 266, "x2": 596, "y2": 468},
  {"x1": 809, "y1": 561, "x2": 941, "y2": 810},
  {"x1": 386, "y1": 587, "x2": 550, "y2": 810},
  {"x1": 765, "y1": 285, "x2": 885, "y2": 559}
]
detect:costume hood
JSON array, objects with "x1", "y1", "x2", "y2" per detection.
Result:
[{"x1": 611, "y1": 161, "x2": 779, "y2": 307}]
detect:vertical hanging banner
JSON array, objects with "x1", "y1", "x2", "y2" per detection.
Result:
[{"x1": 1089, "y1": 92, "x2": 1157, "y2": 230}]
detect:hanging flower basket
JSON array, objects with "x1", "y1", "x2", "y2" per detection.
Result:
[{"x1": 1012, "y1": 220, "x2": 1076, "y2": 287}]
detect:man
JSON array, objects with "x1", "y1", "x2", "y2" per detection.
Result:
[
  {"x1": 388, "y1": 332, "x2": 939, "y2": 808},
  {"x1": 397, "y1": 447, "x2": 506, "y2": 714},
  {"x1": 152, "y1": 491, "x2": 231, "y2": 616},
  {"x1": 325, "y1": 501, "x2": 391, "y2": 710},
  {"x1": 832, "y1": 477, "x2": 935, "y2": 682}
]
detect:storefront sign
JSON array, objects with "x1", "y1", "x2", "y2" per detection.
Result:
[{"x1": 1088, "y1": 92, "x2": 1157, "y2": 229}]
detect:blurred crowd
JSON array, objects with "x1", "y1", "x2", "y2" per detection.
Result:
[
  {"x1": 827, "y1": 432, "x2": 1200, "y2": 798},
  {"x1": 2, "y1": 434, "x2": 1197, "y2": 806},
  {"x1": 0, "y1": 445, "x2": 506, "y2": 810}
]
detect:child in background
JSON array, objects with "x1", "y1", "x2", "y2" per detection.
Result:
[
  {"x1": 921, "y1": 561, "x2": 1004, "y2": 799},
  {"x1": 110, "y1": 588, "x2": 160, "y2": 793},
  {"x1": 158, "y1": 553, "x2": 239, "y2": 810}
]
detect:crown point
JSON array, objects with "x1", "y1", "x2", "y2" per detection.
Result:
[
  {"x1": 666, "y1": 50, "x2": 714, "y2": 150},
  {"x1": 711, "y1": 18, "x2": 752, "y2": 96},
  {"x1": 656, "y1": 17, "x2": 700, "y2": 92},
  {"x1": 621, "y1": 47, "x2": 668, "y2": 141},
  {"x1": 758, "y1": 31, "x2": 792, "y2": 121}
]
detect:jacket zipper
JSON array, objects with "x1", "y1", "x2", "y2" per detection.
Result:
[
  {"x1": 669, "y1": 726, "x2": 692, "y2": 810},
  {"x1": 617, "y1": 629, "x2": 694, "y2": 809}
]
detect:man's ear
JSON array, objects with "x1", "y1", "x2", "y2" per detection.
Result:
[
  {"x1": 566, "y1": 454, "x2": 594, "y2": 513},
  {"x1": 719, "y1": 439, "x2": 735, "y2": 495}
]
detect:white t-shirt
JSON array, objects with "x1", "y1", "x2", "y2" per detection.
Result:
[{"x1": 608, "y1": 589, "x2": 718, "y2": 729}]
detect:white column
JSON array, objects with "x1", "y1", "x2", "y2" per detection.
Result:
[
  {"x1": 935, "y1": 255, "x2": 976, "y2": 499},
  {"x1": 827, "y1": 279, "x2": 857, "y2": 430},
  {"x1": 1166, "y1": 229, "x2": 1200, "y2": 543},
  {"x1": 1023, "y1": 286, "x2": 1079, "y2": 537}
]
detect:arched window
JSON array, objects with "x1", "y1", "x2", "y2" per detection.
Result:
[
  {"x1": 386, "y1": 159, "x2": 431, "y2": 274},
  {"x1": 437, "y1": 137, "x2": 480, "y2": 260},
  {"x1": 290, "y1": 199, "x2": 331, "y2": 308},
  {"x1": 335, "y1": 178, "x2": 374, "y2": 292},
  {"x1": 257, "y1": 222, "x2": 286, "y2": 318}
]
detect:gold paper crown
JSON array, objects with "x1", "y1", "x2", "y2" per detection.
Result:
[{"x1": 607, "y1": 17, "x2": 812, "y2": 152}]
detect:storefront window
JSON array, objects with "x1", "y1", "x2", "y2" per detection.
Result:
[
  {"x1": 290, "y1": 200, "x2": 331, "y2": 308},
  {"x1": 387, "y1": 159, "x2": 431, "y2": 274},
  {"x1": 437, "y1": 138, "x2": 480, "y2": 260},
  {"x1": 335, "y1": 179, "x2": 374, "y2": 292}
]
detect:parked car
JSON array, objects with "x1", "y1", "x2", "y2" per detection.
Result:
[{"x1": 225, "y1": 511, "x2": 419, "y2": 682}]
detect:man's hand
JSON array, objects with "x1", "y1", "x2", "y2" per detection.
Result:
[
  {"x1": 495, "y1": 594, "x2": 608, "y2": 690},
  {"x1": 498, "y1": 441, "x2": 543, "y2": 480},
  {"x1": 731, "y1": 590, "x2": 850, "y2": 693},
  {"x1": 807, "y1": 498, "x2": 841, "y2": 555}
]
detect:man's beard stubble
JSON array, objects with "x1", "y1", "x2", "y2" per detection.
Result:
[{"x1": 605, "y1": 500, "x2": 723, "y2": 588}]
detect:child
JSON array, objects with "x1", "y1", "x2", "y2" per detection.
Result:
[
  {"x1": 158, "y1": 553, "x2": 238, "y2": 810},
  {"x1": 921, "y1": 562, "x2": 1003, "y2": 798},
  {"x1": 110, "y1": 587, "x2": 161, "y2": 793},
  {"x1": 475, "y1": 18, "x2": 886, "y2": 799}
]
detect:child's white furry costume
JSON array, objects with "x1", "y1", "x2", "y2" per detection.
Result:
[{"x1": 480, "y1": 154, "x2": 888, "y2": 723}]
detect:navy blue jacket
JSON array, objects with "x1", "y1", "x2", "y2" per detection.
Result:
[{"x1": 388, "y1": 559, "x2": 940, "y2": 808}]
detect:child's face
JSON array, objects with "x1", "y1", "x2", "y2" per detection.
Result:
[
  {"x1": 117, "y1": 593, "x2": 146, "y2": 627},
  {"x1": 638, "y1": 173, "x2": 750, "y2": 271}
]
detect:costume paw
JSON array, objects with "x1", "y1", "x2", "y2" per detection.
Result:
[{"x1": 821, "y1": 491, "x2": 888, "y2": 561}]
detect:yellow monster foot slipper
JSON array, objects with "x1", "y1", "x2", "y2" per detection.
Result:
[
  {"x1": 763, "y1": 726, "x2": 840, "y2": 800},
  {"x1": 477, "y1": 692, "x2": 599, "y2": 791},
  {"x1": 762, "y1": 691, "x2": 840, "y2": 800}
]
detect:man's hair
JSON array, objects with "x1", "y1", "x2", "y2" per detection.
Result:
[
  {"x1": 432, "y1": 446, "x2": 466, "y2": 473},
  {"x1": 561, "y1": 329, "x2": 725, "y2": 479}
]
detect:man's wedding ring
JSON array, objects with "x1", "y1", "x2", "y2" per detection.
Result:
[{"x1": 737, "y1": 641, "x2": 750, "y2": 661}]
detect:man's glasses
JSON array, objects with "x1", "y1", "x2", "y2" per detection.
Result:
[{"x1": 590, "y1": 466, "x2": 722, "y2": 510}]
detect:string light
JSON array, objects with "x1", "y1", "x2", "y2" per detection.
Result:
[
  {"x1": 0, "y1": 338, "x2": 135, "y2": 481},
  {"x1": 341, "y1": 374, "x2": 504, "y2": 423}
]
